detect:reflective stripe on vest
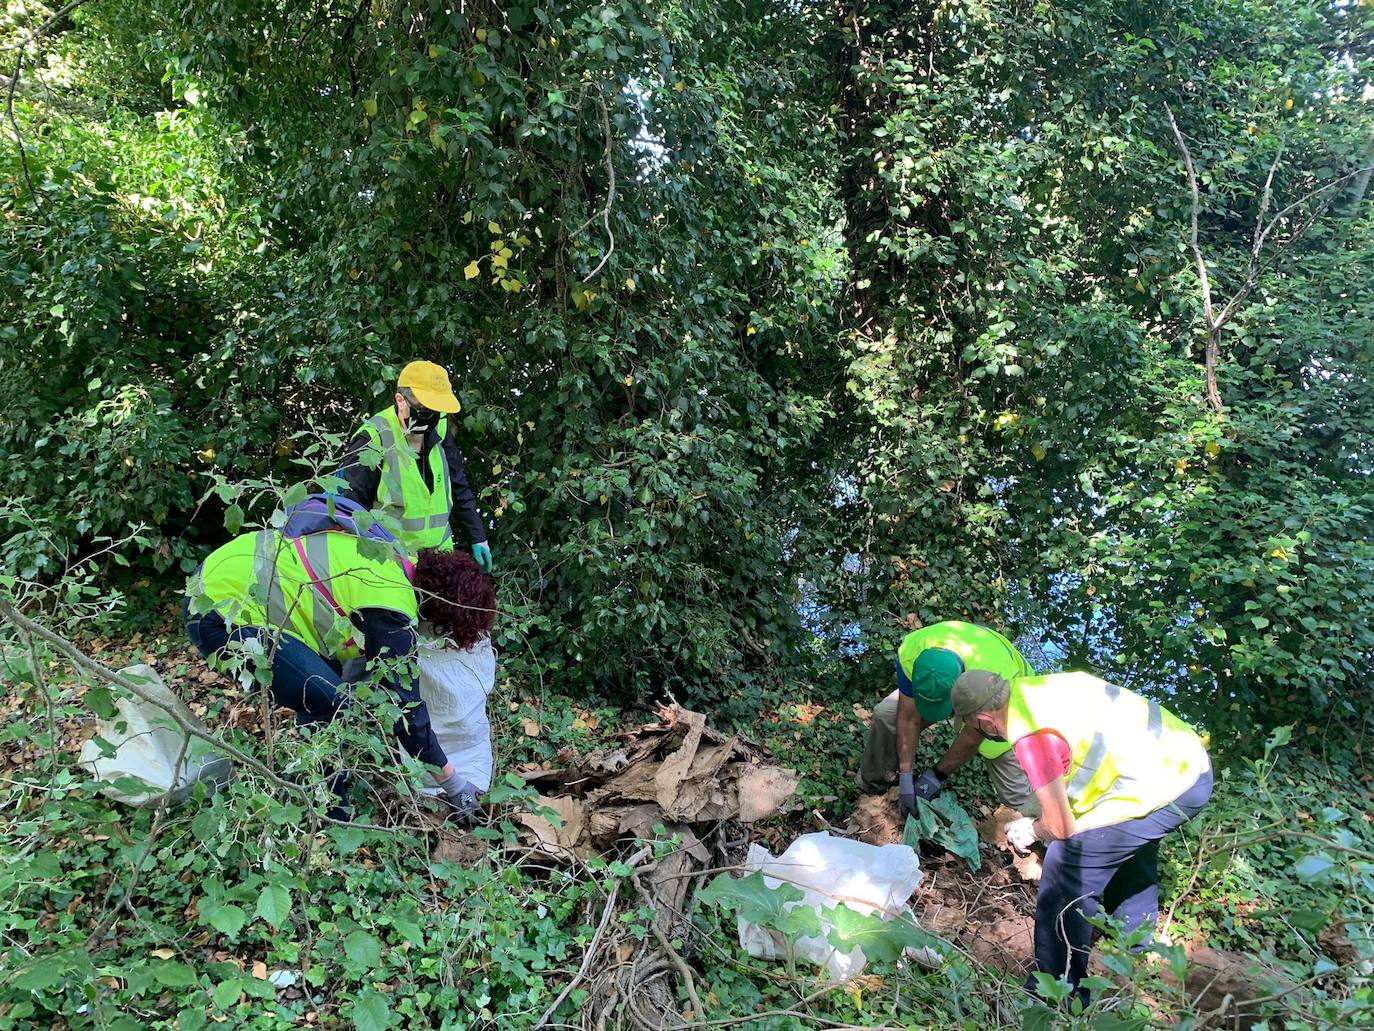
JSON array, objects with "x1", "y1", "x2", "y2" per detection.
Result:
[
  {"x1": 359, "y1": 407, "x2": 452, "y2": 554},
  {"x1": 1006, "y1": 672, "x2": 1209, "y2": 831},
  {"x1": 198, "y1": 530, "x2": 417, "y2": 663},
  {"x1": 898, "y1": 621, "x2": 1033, "y2": 760}
]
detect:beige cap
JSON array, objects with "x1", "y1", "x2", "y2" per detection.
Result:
[{"x1": 950, "y1": 670, "x2": 1010, "y2": 718}]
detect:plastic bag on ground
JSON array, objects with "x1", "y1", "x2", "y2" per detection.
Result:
[
  {"x1": 78, "y1": 664, "x2": 232, "y2": 807},
  {"x1": 738, "y1": 831, "x2": 926, "y2": 981},
  {"x1": 417, "y1": 635, "x2": 495, "y2": 792}
]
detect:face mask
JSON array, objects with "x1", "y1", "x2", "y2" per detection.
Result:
[{"x1": 406, "y1": 406, "x2": 438, "y2": 435}]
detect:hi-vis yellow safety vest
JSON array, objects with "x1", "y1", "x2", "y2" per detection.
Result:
[
  {"x1": 1006, "y1": 672, "x2": 1210, "y2": 832},
  {"x1": 195, "y1": 529, "x2": 417, "y2": 662},
  {"x1": 357, "y1": 406, "x2": 453, "y2": 555},
  {"x1": 899, "y1": 621, "x2": 1034, "y2": 760}
]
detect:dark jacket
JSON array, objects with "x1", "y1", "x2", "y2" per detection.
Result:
[{"x1": 339, "y1": 414, "x2": 487, "y2": 548}]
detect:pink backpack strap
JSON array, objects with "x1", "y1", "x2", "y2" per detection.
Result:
[{"x1": 292, "y1": 536, "x2": 360, "y2": 652}]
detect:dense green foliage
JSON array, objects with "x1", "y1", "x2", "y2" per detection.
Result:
[{"x1": 4, "y1": 0, "x2": 1370, "y2": 725}]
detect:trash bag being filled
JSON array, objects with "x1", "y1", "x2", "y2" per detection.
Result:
[{"x1": 78, "y1": 664, "x2": 232, "y2": 807}]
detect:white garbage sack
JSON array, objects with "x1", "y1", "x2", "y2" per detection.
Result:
[
  {"x1": 738, "y1": 832, "x2": 927, "y2": 981},
  {"x1": 78, "y1": 664, "x2": 232, "y2": 807},
  {"x1": 417, "y1": 635, "x2": 496, "y2": 792}
]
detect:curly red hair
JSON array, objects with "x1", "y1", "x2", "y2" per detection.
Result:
[{"x1": 413, "y1": 548, "x2": 495, "y2": 649}]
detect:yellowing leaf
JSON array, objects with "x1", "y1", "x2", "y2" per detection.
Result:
[
  {"x1": 1284, "y1": 98, "x2": 1294, "y2": 110},
  {"x1": 625, "y1": 277, "x2": 636, "y2": 291},
  {"x1": 498, "y1": 246, "x2": 514, "y2": 259},
  {"x1": 1205, "y1": 440, "x2": 1221, "y2": 458},
  {"x1": 464, "y1": 260, "x2": 480, "y2": 280},
  {"x1": 1031, "y1": 443, "x2": 1046, "y2": 462},
  {"x1": 363, "y1": 97, "x2": 378, "y2": 117},
  {"x1": 476, "y1": 28, "x2": 488, "y2": 42},
  {"x1": 624, "y1": 375, "x2": 634, "y2": 386},
  {"x1": 599, "y1": 493, "x2": 608, "y2": 505},
  {"x1": 428, "y1": 44, "x2": 440, "y2": 59},
  {"x1": 487, "y1": 220, "x2": 501, "y2": 234},
  {"x1": 469, "y1": 68, "x2": 487, "y2": 87},
  {"x1": 746, "y1": 325, "x2": 756, "y2": 336},
  {"x1": 673, "y1": 81, "x2": 686, "y2": 92},
  {"x1": 509, "y1": 279, "x2": 522, "y2": 292},
  {"x1": 492, "y1": 253, "x2": 508, "y2": 269},
  {"x1": 462, "y1": 210, "x2": 474, "y2": 224}
]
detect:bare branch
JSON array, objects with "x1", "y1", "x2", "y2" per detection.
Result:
[
  {"x1": 1165, "y1": 104, "x2": 1222, "y2": 413},
  {"x1": 570, "y1": 85, "x2": 617, "y2": 282}
]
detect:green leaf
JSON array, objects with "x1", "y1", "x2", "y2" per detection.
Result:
[
  {"x1": 282, "y1": 482, "x2": 309, "y2": 508},
  {"x1": 354, "y1": 989, "x2": 393, "y2": 1031},
  {"x1": 823, "y1": 904, "x2": 939, "y2": 965},
  {"x1": 699, "y1": 871, "x2": 805, "y2": 928},
  {"x1": 209, "y1": 903, "x2": 247, "y2": 937},
  {"x1": 212, "y1": 978, "x2": 242, "y2": 1009},
  {"x1": 223, "y1": 503, "x2": 244, "y2": 535},
  {"x1": 154, "y1": 961, "x2": 199, "y2": 987},
  {"x1": 344, "y1": 930, "x2": 382, "y2": 968},
  {"x1": 11, "y1": 956, "x2": 67, "y2": 991},
  {"x1": 1294, "y1": 854, "x2": 1335, "y2": 881},
  {"x1": 1287, "y1": 908, "x2": 1331, "y2": 933},
  {"x1": 255, "y1": 883, "x2": 292, "y2": 928}
]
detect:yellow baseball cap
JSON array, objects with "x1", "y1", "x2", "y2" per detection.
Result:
[{"x1": 397, "y1": 360, "x2": 461, "y2": 414}]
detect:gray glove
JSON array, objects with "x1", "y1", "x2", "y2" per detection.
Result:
[
  {"x1": 436, "y1": 770, "x2": 480, "y2": 827},
  {"x1": 899, "y1": 771, "x2": 917, "y2": 818},
  {"x1": 915, "y1": 768, "x2": 944, "y2": 801}
]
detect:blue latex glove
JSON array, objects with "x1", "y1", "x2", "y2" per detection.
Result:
[{"x1": 472, "y1": 541, "x2": 493, "y2": 573}]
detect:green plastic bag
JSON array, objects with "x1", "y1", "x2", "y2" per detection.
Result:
[{"x1": 902, "y1": 793, "x2": 982, "y2": 872}]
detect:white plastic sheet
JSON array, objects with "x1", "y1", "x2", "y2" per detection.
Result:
[
  {"x1": 77, "y1": 664, "x2": 231, "y2": 807},
  {"x1": 738, "y1": 831, "x2": 927, "y2": 981},
  {"x1": 417, "y1": 635, "x2": 496, "y2": 792}
]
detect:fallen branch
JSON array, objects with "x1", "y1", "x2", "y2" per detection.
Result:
[{"x1": 532, "y1": 845, "x2": 653, "y2": 1030}]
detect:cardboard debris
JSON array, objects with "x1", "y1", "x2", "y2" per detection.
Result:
[{"x1": 516, "y1": 704, "x2": 797, "y2": 859}]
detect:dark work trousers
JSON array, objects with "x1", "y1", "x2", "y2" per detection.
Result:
[
  {"x1": 1031, "y1": 767, "x2": 1214, "y2": 1003},
  {"x1": 184, "y1": 602, "x2": 353, "y2": 815}
]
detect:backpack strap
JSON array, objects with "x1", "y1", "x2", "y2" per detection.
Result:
[{"x1": 291, "y1": 536, "x2": 360, "y2": 653}]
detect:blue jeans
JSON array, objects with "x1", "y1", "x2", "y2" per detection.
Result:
[
  {"x1": 1032, "y1": 767, "x2": 1214, "y2": 1002},
  {"x1": 183, "y1": 601, "x2": 345, "y2": 726}
]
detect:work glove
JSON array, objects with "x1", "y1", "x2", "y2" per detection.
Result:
[
  {"x1": 1005, "y1": 816, "x2": 1038, "y2": 854},
  {"x1": 914, "y1": 768, "x2": 944, "y2": 801},
  {"x1": 898, "y1": 771, "x2": 917, "y2": 819},
  {"x1": 437, "y1": 771, "x2": 481, "y2": 827},
  {"x1": 472, "y1": 541, "x2": 494, "y2": 574}
]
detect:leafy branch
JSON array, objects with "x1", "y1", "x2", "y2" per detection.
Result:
[{"x1": 1165, "y1": 103, "x2": 1374, "y2": 413}]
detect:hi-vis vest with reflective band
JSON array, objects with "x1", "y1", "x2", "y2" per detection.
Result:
[
  {"x1": 1005, "y1": 672, "x2": 1210, "y2": 832},
  {"x1": 898, "y1": 621, "x2": 1033, "y2": 760},
  {"x1": 357, "y1": 406, "x2": 453, "y2": 555},
  {"x1": 197, "y1": 530, "x2": 418, "y2": 662}
]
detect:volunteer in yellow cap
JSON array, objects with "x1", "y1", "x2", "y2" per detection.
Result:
[{"x1": 340, "y1": 361, "x2": 493, "y2": 571}]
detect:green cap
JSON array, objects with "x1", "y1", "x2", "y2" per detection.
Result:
[
  {"x1": 910, "y1": 648, "x2": 966, "y2": 722},
  {"x1": 951, "y1": 670, "x2": 1010, "y2": 719}
]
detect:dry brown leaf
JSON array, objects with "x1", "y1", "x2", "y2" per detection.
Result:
[
  {"x1": 522, "y1": 717, "x2": 541, "y2": 737},
  {"x1": 736, "y1": 765, "x2": 798, "y2": 823},
  {"x1": 251, "y1": 961, "x2": 268, "y2": 980},
  {"x1": 149, "y1": 948, "x2": 175, "y2": 960}
]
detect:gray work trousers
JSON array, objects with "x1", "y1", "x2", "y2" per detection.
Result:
[{"x1": 858, "y1": 689, "x2": 1041, "y2": 816}]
